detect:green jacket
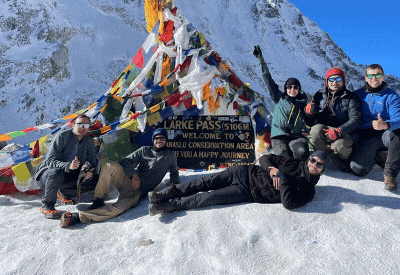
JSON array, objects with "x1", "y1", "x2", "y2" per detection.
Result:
[{"x1": 256, "y1": 56, "x2": 308, "y2": 139}]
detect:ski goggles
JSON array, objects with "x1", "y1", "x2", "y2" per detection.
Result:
[
  {"x1": 309, "y1": 157, "x2": 325, "y2": 169},
  {"x1": 366, "y1": 73, "x2": 383, "y2": 79},
  {"x1": 327, "y1": 77, "x2": 343, "y2": 83},
  {"x1": 286, "y1": 85, "x2": 300, "y2": 90},
  {"x1": 75, "y1": 123, "x2": 91, "y2": 129}
]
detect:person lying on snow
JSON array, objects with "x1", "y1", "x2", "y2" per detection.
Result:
[
  {"x1": 60, "y1": 128, "x2": 179, "y2": 228},
  {"x1": 148, "y1": 151, "x2": 328, "y2": 215}
]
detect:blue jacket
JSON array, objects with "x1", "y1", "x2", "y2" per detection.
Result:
[{"x1": 354, "y1": 83, "x2": 400, "y2": 130}]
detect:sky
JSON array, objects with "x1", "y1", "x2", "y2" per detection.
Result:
[{"x1": 289, "y1": 0, "x2": 400, "y2": 78}]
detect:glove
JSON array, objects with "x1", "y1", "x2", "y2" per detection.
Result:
[
  {"x1": 253, "y1": 45, "x2": 262, "y2": 58},
  {"x1": 305, "y1": 99, "x2": 318, "y2": 115},
  {"x1": 323, "y1": 128, "x2": 341, "y2": 143}
]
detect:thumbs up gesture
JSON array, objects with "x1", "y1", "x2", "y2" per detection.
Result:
[
  {"x1": 69, "y1": 156, "x2": 80, "y2": 170},
  {"x1": 372, "y1": 113, "x2": 389, "y2": 130},
  {"x1": 305, "y1": 99, "x2": 318, "y2": 115}
]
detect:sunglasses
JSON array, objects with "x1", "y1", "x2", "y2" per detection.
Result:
[
  {"x1": 154, "y1": 136, "x2": 166, "y2": 141},
  {"x1": 327, "y1": 77, "x2": 343, "y2": 83},
  {"x1": 366, "y1": 73, "x2": 383, "y2": 79},
  {"x1": 286, "y1": 85, "x2": 299, "y2": 90},
  {"x1": 309, "y1": 157, "x2": 325, "y2": 169},
  {"x1": 75, "y1": 123, "x2": 90, "y2": 129}
]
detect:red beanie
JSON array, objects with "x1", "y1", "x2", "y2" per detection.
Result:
[{"x1": 325, "y1": 68, "x2": 345, "y2": 86}]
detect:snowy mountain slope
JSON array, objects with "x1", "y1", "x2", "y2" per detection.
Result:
[
  {"x1": 0, "y1": 0, "x2": 399, "y2": 144},
  {"x1": 1, "y1": 1, "x2": 400, "y2": 273},
  {"x1": 0, "y1": 0, "x2": 146, "y2": 142}
]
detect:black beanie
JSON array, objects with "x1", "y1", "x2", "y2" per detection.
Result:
[
  {"x1": 308, "y1": 150, "x2": 329, "y2": 173},
  {"x1": 152, "y1": 128, "x2": 168, "y2": 142},
  {"x1": 309, "y1": 150, "x2": 329, "y2": 162},
  {"x1": 284, "y1": 78, "x2": 301, "y2": 93}
]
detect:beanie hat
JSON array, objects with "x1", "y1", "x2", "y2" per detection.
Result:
[
  {"x1": 284, "y1": 78, "x2": 301, "y2": 93},
  {"x1": 308, "y1": 150, "x2": 329, "y2": 172},
  {"x1": 325, "y1": 68, "x2": 345, "y2": 86},
  {"x1": 152, "y1": 128, "x2": 168, "y2": 142}
]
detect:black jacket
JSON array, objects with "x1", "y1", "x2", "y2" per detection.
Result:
[
  {"x1": 306, "y1": 86, "x2": 363, "y2": 135},
  {"x1": 247, "y1": 154, "x2": 320, "y2": 209}
]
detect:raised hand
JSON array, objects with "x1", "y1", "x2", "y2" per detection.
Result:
[{"x1": 253, "y1": 45, "x2": 262, "y2": 58}]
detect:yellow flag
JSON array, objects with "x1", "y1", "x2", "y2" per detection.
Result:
[
  {"x1": 119, "y1": 120, "x2": 139, "y2": 132},
  {"x1": 144, "y1": 0, "x2": 159, "y2": 33},
  {"x1": 147, "y1": 112, "x2": 162, "y2": 126},
  {"x1": 150, "y1": 104, "x2": 161, "y2": 113},
  {"x1": 12, "y1": 162, "x2": 31, "y2": 182}
]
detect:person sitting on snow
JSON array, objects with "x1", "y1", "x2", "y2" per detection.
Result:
[
  {"x1": 253, "y1": 45, "x2": 310, "y2": 161},
  {"x1": 304, "y1": 68, "x2": 363, "y2": 166},
  {"x1": 35, "y1": 114, "x2": 97, "y2": 219},
  {"x1": 349, "y1": 64, "x2": 400, "y2": 191},
  {"x1": 60, "y1": 128, "x2": 180, "y2": 228},
  {"x1": 148, "y1": 151, "x2": 328, "y2": 215}
]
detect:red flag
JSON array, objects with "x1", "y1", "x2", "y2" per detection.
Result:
[
  {"x1": 132, "y1": 47, "x2": 144, "y2": 69},
  {"x1": 32, "y1": 140, "x2": 40, "y2": 158},
  {"x1": 159, "y1": 20, "x2": 174, "y2": 43}
]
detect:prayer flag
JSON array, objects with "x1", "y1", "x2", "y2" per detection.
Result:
[{"x1": 132, "y1": 47, "x2": 144, "y2": 69}]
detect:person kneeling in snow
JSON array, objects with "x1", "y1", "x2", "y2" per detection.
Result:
[
  {"x1": 148, "y1": 151, "x2": 328, "y2": 215},
  {"x1": 60, "y1": 128, "x2": 179, "y2": 228}
]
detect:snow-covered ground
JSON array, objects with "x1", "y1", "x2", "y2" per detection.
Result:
[{"x1": 1, "y1": 165, "x2": 400, "y2": 274}]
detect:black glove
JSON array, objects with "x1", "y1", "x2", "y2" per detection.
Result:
[{"x1": 253, "y1": 45, "x2": 262, "y2": 58}]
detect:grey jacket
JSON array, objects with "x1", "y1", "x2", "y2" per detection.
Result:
[
  {"x1": 34, "y1": 130, "x2": 97, "y2": 180},
  {"x1": 120, "y1": 146, "x2": 179, "y2": 194}
]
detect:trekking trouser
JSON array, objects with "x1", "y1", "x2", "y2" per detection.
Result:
[
  {"x1": 79, "y1": 161, "x2": 142, "y2": 223},
  {"x1": 37, "y1": 168, "x2": 79, "y2": 206},
  {"x1": 271, "y1": 137, "x2": 309, "y2": 161},
  {"x1": 175, "y1": 184, "x2": 253, "y2": 210},
  {"x1": 349, "y1": 129, "x2": 400, "y2": 177},
  {"x1": 171, "y1": 165, "x2": 253, "y2": 210},
  {"x1": 309, "y1": 124, "x2": 353, "y2": 159},
  {"x1": 382, "y1": 129, "x2": 400, "y2": 177}
]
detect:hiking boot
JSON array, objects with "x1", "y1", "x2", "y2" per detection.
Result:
[
  {"x1": 86, "y1": 198, "x2": 105, "y2": 210},
  {"x1": 60, "y1": 212, "x2": 81, "y2": 228},
  {"x1": 384, "y1": 175, "x2": 397, "y2": 191},
  {"x1": 40, "y1": 203, "x2": 60, "y2": 219},
  {"x1": 57, "y1": 192, "x2": 74, "y2": 205},
  {"x1": 148, "y1": 185, "x2": 182, "y2": 203},
  {"x1": 149, "y1": 201, "x2": 180, "y2": 216}
]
